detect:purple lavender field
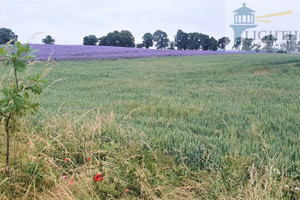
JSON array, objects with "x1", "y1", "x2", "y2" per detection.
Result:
[{"x1": 30, "y1": 44, "x2": 246, "y2": 61}]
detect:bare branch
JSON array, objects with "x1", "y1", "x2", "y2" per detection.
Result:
[{"x1": 0, "y1": 113, "x2": 9, "y2": 118}]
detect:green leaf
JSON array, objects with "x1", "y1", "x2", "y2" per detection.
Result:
[
  {"x1": 14, "y1": 59, "x2": 27, "y2": 72},
  {"x1": 23, "y1": 92, "x2": 29, "y2": 99},
  {"x1": 0, "y1": 41, "x2": 43, "y2": 119}
]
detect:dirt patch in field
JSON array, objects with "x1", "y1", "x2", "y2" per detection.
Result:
[{"x1": 254, "y1": 69, "x2": 269, "y2": 75}]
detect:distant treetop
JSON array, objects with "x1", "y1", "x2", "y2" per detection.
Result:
[
  {"x1": 83, "y1": 35, "x2": 99, "y2": 45},
  {"x1": 42, "y1": 35, "x2": 55, "y2": 45},
  {"x1": 0, "y1": 28, "x2": 18, "y2": 44},
  {"x1": 99, "y1": 30, "x2": 135, "y2": 47}
]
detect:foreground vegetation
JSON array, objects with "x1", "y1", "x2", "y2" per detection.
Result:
[
  {"x1": 1, "y1": 54, "x2": 300, "y2": 199},
  {"x1": 0, "y1": 113, "x2": 299, "y2": 199}
]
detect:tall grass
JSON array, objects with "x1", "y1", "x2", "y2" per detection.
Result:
[{"x1": 0, "y1": 111, "x2": 299, "y2": 199}]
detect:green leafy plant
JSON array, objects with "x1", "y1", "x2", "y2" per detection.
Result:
[{"x1": 0, "y1": 42, "x2": 45, "y2": 176}]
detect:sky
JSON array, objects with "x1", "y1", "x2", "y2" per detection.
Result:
[{"x1": 0, "y1": 0, "x2": 299, "y2": 45}]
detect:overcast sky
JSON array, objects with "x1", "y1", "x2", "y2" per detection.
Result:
[{"x1": 0, "y1": 0, "x2": 299, "y2": 45}]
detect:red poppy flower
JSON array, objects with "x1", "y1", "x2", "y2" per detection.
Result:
[
  {"x1": 94, "y1": 173, "x2": 103, "y2": 182},
  {"x1": 87, "y1": 157, "x2": 91, "y2": 161},
  {"x1": 68, "y1": 179, "x2": 74, "y2": 185},
  {"x1": 64, "y1": 158, "x2": 68, "y2": 162},
  {"x1": 126, "y1": 189, "x2": 130, "y2": 193}
]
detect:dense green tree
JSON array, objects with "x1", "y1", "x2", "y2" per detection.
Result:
[
  {"x1": 210, "y1": 37, "x2": 218, "y2": 51},
  {"x1": 0, "y1": 28, "x2": 17, "y2": 44},
  {"x1": 98, "y1": 36, "x2": 108, "y2": 46},
  {"x1": 175, "y1": 30, "x2": 219, "y2": 51},
  {"x1": 175, "y1": 30, "x2": 188, "y2": 50},
  {"x1": 153, "y1": 30, "x2": 169, "y2": 49},
  {"x1": 242, "y1": 38, "x2": 254, "y2": 52},
  {"x1": 218, "y1": 37, "x2": 230, "y2": 51},
  {"x1": 261, "y1": 35, "x2": 277, "y2": 52},
  {"x1": 283, "y1": 34, "x2": 297, "y2": 53},
  {"x1": 99, "y1": 30, "x2": 135, "y2": 47},
  {"x1": 83, "y1": 35, "x2": 98, "y2": 45},
  {"x1": 42, "y1": 35, "x2": 55, "y2": 45},
  {"x1": 105, "y1": 31, "x2": 121, "y2": 46},
  {"x1": 142, "y1": 33, "x2": 153, "y2": 49},
  {"x1": 199, "y1": 34, "x2": 211, "y2": 50},
  {"x1": 233, "y1": 37, "x2": 242, "y2": 50},
  {"x1": 187, "y1": 32, "x2": 201, "y2": 50},
  {"x1": 119, "y1": 30, "x2": 135, "y2": 47}
]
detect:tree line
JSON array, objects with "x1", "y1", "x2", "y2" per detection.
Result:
[
  {"x1": 1, "y1": 27, "x2": 299, "y2": 53},
  {"x1": 80, "y1": 30, "x2": 300, "y2": 53},
  {"x1": 83, "y1": 29, "x2": 231, "y2": 51},
  {"x1": 233, "y1": 34, "x2": 300, "y2": 53}
]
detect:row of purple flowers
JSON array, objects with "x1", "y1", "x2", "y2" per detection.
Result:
[{"x1": 30, "y1": 44, "x2": 250, "y2": 61}]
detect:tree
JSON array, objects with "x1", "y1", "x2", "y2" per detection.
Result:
[
  {"x1": 210, "y1": 37, "x2": 218, "y2": 51},
  {"x1": 98, "y1": 36, "x2": 108, "y2": 46},
  {"x1": 98, "y1": 30, "x2": 135, "y2": 47},
  {"x1": 242, "y1": 38, "x2": 254, "y2": 52},
  {"x1": 168, "y1": 41, "x2": 175, "y2": 50},
  {"x1": 283, "y1": 34, "x2": 296, "y2": 53},
  {"x1": 233, "y1": 37, "x2": 242, "y2": 50},
  {"x1": 0, "y1": 42, "x2": 45, "y2": 176},
  {"x1": 261, "y1": 35, "x2": 277, "y2": 52},
  {"x1": 175, "y1": 30, "x2": 188, "y2": 50},
  {"x1": 0, "y1": 28, "x2": 17, "y2": 45},
  {"x1": 187, "y1": 32, "x2": 201, "y2": 50},
  {"x1": 153, "y1": 30, "x2": 169, "y2": 49},
  {"x1": 142, "y1": 33, "x2": 153, "y2": 49},
  {"x1": 83, "y1": 35, "x2": 98, "y2": 45},
  {"x1": 136, "y1": 43, "x2": 144, "y2": 48},
  {"x1": 42, "y1": 35, "x2": 55, "y2": 45},
  {"x1": 102, "y1": 31, "x2": 121, "y2": 46},
  {"x1": 199, "y1": 34, "x2": 211, "y2": 50},
  {"x1": 218, "y1": 37, "x2": 231, "y2": 51},
  {"x1": 119, "y1": 30, "x2": 135, "y2": 47}
]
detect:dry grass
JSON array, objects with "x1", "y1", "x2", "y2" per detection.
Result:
[
  {"x1": 0, "y1": 110, "x2": 299, "y2": 199},
  {"x1": 253, "y1": 69, "x2": 269, "y2": 75}
]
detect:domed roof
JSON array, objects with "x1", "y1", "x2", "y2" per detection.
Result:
[{"x1": 233, "y1": 3, "x2": 255, "y2": 14}]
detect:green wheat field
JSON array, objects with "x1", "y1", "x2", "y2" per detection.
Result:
[
  {"x1": 1, "y1": 54, "x2": 300, "y2": 199},
  {"x1": 40, "y1": 54, "x2": 300, "y2": 168}
]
